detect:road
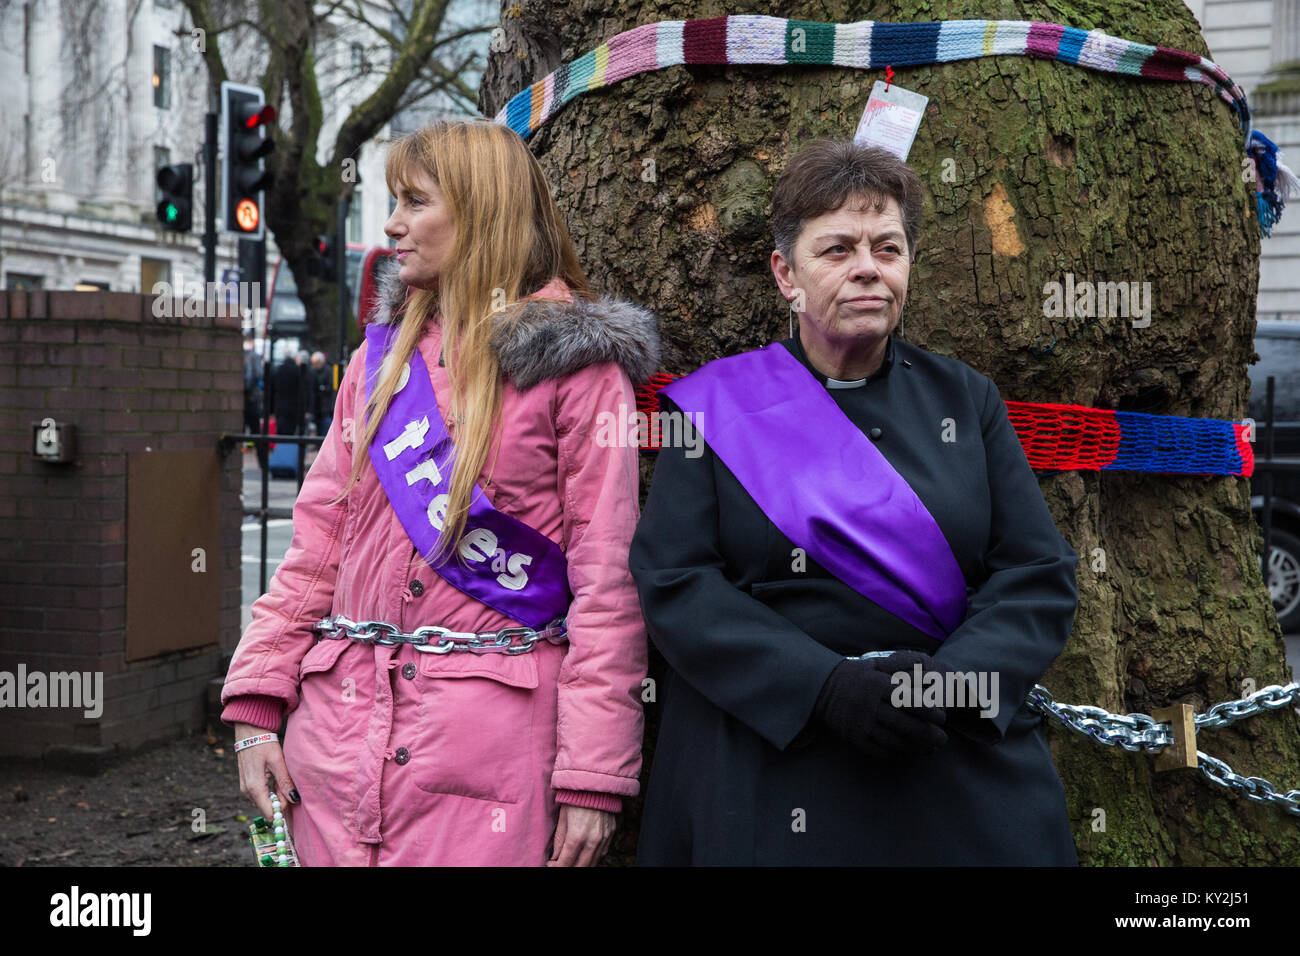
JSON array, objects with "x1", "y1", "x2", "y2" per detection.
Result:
[{"x1": 239, "y1": 446, "x2": 318, "y2": 632}]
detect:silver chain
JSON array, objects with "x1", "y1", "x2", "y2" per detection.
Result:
[
  {"x1": 849, "y1": 652, "x2": 1300, "y2": 818},
  {"x1": 1197, "y1": 751, "x2": 1300, "y2": 815},
  {"x1": 1026, "y1": 685, "x2": 1175, "y2": 751},
  {"x1": 1027, "y1": 680, "x2": 1300, "y2": 817},
  {"x1": 1195, "y1": 683, "x2": 1300, "y2": 729},
  {"x1": 313, "y1": 614, "x2": 567, "y2": 656}
]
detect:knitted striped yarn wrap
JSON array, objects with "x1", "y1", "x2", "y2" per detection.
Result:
[
  {"x1": 633, "y1": 375, "x2": 1255, "y2": 477},
  {"x1": 493, "y1": 15, "x2": 1297, "y2": 236}
]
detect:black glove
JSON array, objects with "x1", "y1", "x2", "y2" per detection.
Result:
[
  {"x1": 814, "y1": 651, "x2": 949, "y2": 758},
  {"x1": 929, "y1": 656, "x2": 1003, "y2": 743}
]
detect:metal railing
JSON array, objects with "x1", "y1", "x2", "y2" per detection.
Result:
[{"x1": 218, "y1": 431, "x2": 324, "y2": 595}]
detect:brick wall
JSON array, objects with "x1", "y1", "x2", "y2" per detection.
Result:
[{"x1": 0, "y1": 290, "x2": 243, "y2": 761}]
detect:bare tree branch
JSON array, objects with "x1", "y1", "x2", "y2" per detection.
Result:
[
  {"x1": 179, "y1": 0, "x2": 231, "y2": 92},
  {"x1": 203, "y1": 17, "x2": 271, "y2": 40},
  {"x1": 382, "y1": 0, "x2": 410, "y2": 33},
  {"x1": 329, "y1": 0, "x2": 459, "y2": 170},
  {"x1": 429, "y1": 54, "x2": 482, "y2": 107},
  {"x1": 430, "y1": 22, "x2": 494, "y2": 52},
  {"x1": 336, "y1": 0, "x2": 401, "y2": 51}
]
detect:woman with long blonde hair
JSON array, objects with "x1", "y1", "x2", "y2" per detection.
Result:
[{"x1": 221, "y1": 119, "x2": 657, "y2": 866}]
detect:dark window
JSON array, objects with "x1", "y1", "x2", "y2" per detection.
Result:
[
  {"x1": 5, "y1": 273, "x2": 44, "y2": 290},
  {"x1": 1249, "y1": 333, "x2": 1300, "y2": 423},
  {"x1": 153, "y1": 46, "x2": 171, "y2": 109}
]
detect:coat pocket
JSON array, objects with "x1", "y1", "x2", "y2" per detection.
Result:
[
  {"x1": 293, "y1": 639, "x2": 368, "y2": 737},
  {"x1": 409, "y1": 651, "x2": 539, "y2": 805},
  {"x1": 298, "y1": 637, "x2": 351, "y2": 680},
  {"x1": 284, "y1": 639, "x2": 371, "y2": 811}
]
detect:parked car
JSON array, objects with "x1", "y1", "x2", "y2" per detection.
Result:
[{"x1": 1248, "y1": 319, "x2": 1300, "y2": 632}]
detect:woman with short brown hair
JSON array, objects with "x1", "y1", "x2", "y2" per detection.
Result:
[{"x1": 631, "y1": 139, "x2": 1079, "y2": 865}]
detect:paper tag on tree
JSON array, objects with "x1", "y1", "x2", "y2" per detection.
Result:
[{"x1": 854, "y1": 81, "x2": 928, "y2": 160}]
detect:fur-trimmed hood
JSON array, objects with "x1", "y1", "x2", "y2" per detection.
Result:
[{"x1": 367, "y1": 256, "x2": 661, "y2": 390}]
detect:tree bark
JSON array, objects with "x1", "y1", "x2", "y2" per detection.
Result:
[{"x1": 484, "y1": 0, "x2": 1300, "y2": 864}]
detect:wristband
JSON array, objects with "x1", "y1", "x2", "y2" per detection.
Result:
[{"x1": 234, "y1": 732, "x2": 279, "y2": 753}]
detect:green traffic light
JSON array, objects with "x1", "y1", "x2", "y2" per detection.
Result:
[{"x1": 164, "y1": 203, "x2": 178, "y2": 222}]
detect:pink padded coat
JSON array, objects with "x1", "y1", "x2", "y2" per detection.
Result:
[{"x1": 221, "y1": 273, "x2": 658, "y2": 865}]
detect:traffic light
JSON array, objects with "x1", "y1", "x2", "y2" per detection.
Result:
[
  {"x1": 155, "y1": 163, "x2": 193, "y2": 232},
  {"x1": 221, "y1": 81, "x2": 276, "y2": 241},
  {"x1": 308, "y1": 234, "x2": 337, "y2": 282}
]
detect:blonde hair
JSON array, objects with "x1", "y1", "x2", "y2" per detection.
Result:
[{"x1": 329, "y1": 120, "x2": 591, "y2": 568}]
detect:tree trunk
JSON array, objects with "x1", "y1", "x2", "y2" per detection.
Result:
[{"x1": 483, "y1": 0, "x2": 1300, "y2": 864}]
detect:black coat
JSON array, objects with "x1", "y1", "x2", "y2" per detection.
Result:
[
  {"x1": 270, "y1": 359, "x2": 307, "y2": 422},
  {"x1": 311, "y1": 365, "x2": 336, "y2": 421},
  {"x1": 629, "y1": 333, "x2": 1080, "y2": 865},
  {"x1": 243, "y1": 348, "x2": 264, "y2": 417}
]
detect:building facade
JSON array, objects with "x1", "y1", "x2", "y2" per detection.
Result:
[
  {"x1": 1188, "y1": 0, "x2": 1300, "y2": 321},
  {"x1": 2, "y1": 3, "x2": 1294, "y2": 321},
  {"x1": 0, "y1": 0, "x2": 471, "y2": 343}
]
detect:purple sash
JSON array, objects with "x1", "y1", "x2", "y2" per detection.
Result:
[
  {"x1": 661, "y1": 344, "x2": 967, "y2": 641},
  {"x1": 363, "y1": 322, "x2": 570, "y2": 628}
]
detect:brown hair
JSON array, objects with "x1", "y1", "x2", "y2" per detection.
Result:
[
  {"x1": 328, "y1": 120, "x2": 591, "y2": 566},
  {"x1": 770, "y1": 140, "x2": 924, "y2": 261}
]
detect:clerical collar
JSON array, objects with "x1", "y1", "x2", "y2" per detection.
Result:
[
  {"x1": 826, "y1": 375, "x2": 868, "y2": 389},
  {"x1": 782, "y1": 333, "x2": 897, "y2": 387}
]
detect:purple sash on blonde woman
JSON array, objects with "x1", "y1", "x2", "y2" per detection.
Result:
[
  {"x1": 363, "y1": 322, "x2": 570, "y2": 628},
  {"x1": 661, "y1": 344, "x2": 968, "y2": 641}
]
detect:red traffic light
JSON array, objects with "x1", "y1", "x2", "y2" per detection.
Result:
[
  {"x1": 243, "y1": 104, "x2": 277, "y2": 129},
  {"x1": 221, "y1": 82, "x2": 275, "y2": 240},
  {"x1": 309, "y1": 234, "x2": 338, "y2": 281}
]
